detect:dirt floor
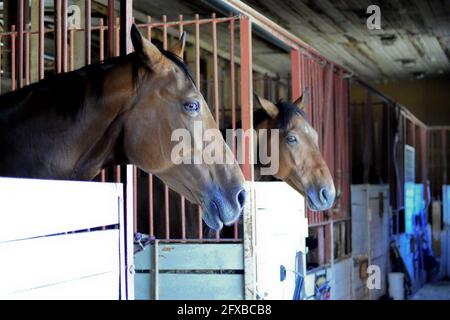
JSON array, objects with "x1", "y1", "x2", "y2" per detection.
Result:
[{"x1": 410, "y1": 281, "x2": 450, "y2": 300}]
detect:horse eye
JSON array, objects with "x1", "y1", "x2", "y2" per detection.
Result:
[
  {"x1": 183, "y1": 101, "x2": 200, "y2": 114},
  {"x1": 286, "y1": 135, "x2": 298, "y2": 145}
]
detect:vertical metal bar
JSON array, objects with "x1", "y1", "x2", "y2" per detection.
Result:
[
  {"x1": 17, "y1": 0, "x2": 24, "y2": 88},
  {"x1": 99, "y1": 18, "x2": 105, "y2": 61},
  {"x1": 61, "y1": 0, "x2": 68, "y2": 72},
  {"x1": 229, "y1": 17, "x2": 238, "y2": 240},
  {"x1": 107, "y1": 0, "x2": 115, "y2": 57},
  {"x1": 239, "y1": 16, "x2": 254, "y2": 181},
  {"x1": 120, "y1": 0, "x2": 133, "y2": 56},
  {"x1": 178, "y1": 15, "x2": 186, "y2": 240},
  {"x1": 148, "y1": 174, "x2": 154, "y2": 238},
  {"x1": 194, "y1": 14, "x2": 202, "y2": 239},
  {"x1": 165, "y1": 185, "x2": 170, "y2": 240},
  {"x1": 85, "y1": 0, "x2": 91, "y2": 65},
  {"x1": 230, "y1": 17, "x2": 236, "y2": 156},
  {"x1": 24, "y1": 29, "x2": 30, "y2": 85},
  {"x1": 146, "y1": 16, "x2": 152, "y2": 40},
  {"x1": 38, "y1": 0, "x2": 44, "y2": 79},
  {"x1": 212, "y1": 13, "x2": 219, "y2": 124},
  {"x1": 54, "y1": 0, "x2": 62, "y2": 73},
  {"x1": 11, "y1": 25, "x2": 16, "y2": 91},
  {"x1": 194, "y1": 14, "x2": 200, "y2": 88},
  {"x1": 69, "y1": 27, "x2": 75, "y2": 71},
  {"x1": 162, "y1": 15, "x2": 167, "y2": 50},
  {"x1": 290, "y1": 49, "x2": 301, "y2": 100},
  {"x1": 115, "y1": 17, "x2": 120, "y2": 57}
]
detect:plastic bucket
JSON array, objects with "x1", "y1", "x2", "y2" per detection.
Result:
[{"x1": 388, "y1": 272, "x2": 405, "y2": 300}]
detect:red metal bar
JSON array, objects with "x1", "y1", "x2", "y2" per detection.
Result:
[
  {"x1": 61, "y1": 0, "x2": 68, "y2": 72},
  {"x1": 11, "y1": 25, "x2": 16, "y2": 91},
  {"x1": 146, "y1": 16, "x2": 152, "y2": 40},
  {"x1": 135, "y1": 16, "x2": 237, "y2": 29},
  {"x1": 178, "y1": 14, "x2": 186, "y2": 240},
  {"x1": 290, "y1": 49, "x2": 301, "y2": 101},
  {"x1": 69, "y1": 27, "x2": 75, "y2": 71},
  {"x1": 212, "y1": 13, "x2": 219, "y2": 124},
  {"x1": 24, "y1": 30, "x2": 30, "y2": 85},
  {"x1": 194, "y1": 14, "x2": 200, "y2": 88},
  {"x1": 17, "y1": 0, "x2": 24, "y2": 88},
  {"x1": 85, "y1": 0, "x2": 91, "y2": 65},
  {"x1": 239, "y1": 16, "x2": 253, "y2": 181},
  {"x1": 38, "y1": 0, "x2": 44, "y2": 79},
  {"x1": 107, "y1": 0, "x2": 115, "y2": 57},
  {"x1": 162, "y1": 15, "x2": 168, "y2": 50},
  {"x1": 99, "y1": 18, "x2": 105, "y2": 61},
  {"x1": 54, "y1": 0, "x2": 62, "y2": 73},
  {"x1": 165, "y1": 185, "x2": 170, "y2": 240}
]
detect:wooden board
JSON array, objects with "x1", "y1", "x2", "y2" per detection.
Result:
[
  {"x1": 135, "y1": 243, "x2": 244, "y2": 271},
  {"x1": 0, "y1": 177, "x2": 122, "y2": 242},
  {"x1": 0, "y1": 230, "x2": 120, "y2": 298},
  {"x1": 137, "y1": 273, "x2": 244, "y2": 300}
]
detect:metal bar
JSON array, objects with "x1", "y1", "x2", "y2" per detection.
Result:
[
  {"x1": 212, "y1": 13, "x2": 219, "y2": 124},
  {"x1": 148, "y1": 174, "x2": 154, "y2": 238},
  {"x1": 107, "y1": 0, "x2": 115, "y2": 57},
  {"x1": 133, "y1": 166, "x2": 138, "y2": 233},
  {"x1": 115, "y1": 17, "x2": 120, "y2": 56},
  {"x1": 17, "y1": 0, "x2": 24, "y2": 88},
  {"x1": 61, "y1": 0, "x2": 68, "y2": 72},
  {"x1": 162, "y1": 15, "x2": 167, "y2": 50},
  {"x1": 54, "y1": 0, "x2": 62, "y2": 73},
  {"x1": 194, "y1": 14, "x2": 200, "y2": 88},
  {"x1": 11, "y1": 25, "x2": 16, "y2": 91},
  {"x1": 99, "y1": 18, "x2": 105, "y2": 61},
  {"x1": 290, "y1": 49, "x2": 301, "y2": 101},
  {"x1": 178, "y1": 14, "x2": 186, "y2": 240},
  {"x1": 38, "y1": 0, "x2": 44, "y2": 79},
  {"x1": 146, "y1": 16, "x2": 152, "y2": 40},
  {"x1": 134, "y1": 16, "x2": 237, "y2": 29},
  {"x1": 85, "y1": 0, "x2": 91, "y2": 65},
  {"x1": 24, "y1": 30, "x2": 30, "y2": 85},
  {"x1": 69, "y1": 27, "x2": 75, "y2": 71},
  {"x1": 198, "y1": 207, "x2": 203, "y2": 240},
  {"x1": 239, "y1": 16, "x2": 254, "y2": 181},
  {"x1": 120, "y1": 0, "x2": 133, "y2": 56},
  {"x1": 164, "y1": 185, "x2": 170, "y2": 240}
]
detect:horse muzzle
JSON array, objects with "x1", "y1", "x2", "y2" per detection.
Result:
[
  {"x1": 201, "y1": 186, "x2": 247, "y2": 230},
  {"x1": 306, "y1": 184, "x2": 335, "y2": 211}
]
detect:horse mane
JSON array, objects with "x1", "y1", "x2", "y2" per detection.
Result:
[{"x1": 245, "y1": 100, "x2": 310, "y2": 130}]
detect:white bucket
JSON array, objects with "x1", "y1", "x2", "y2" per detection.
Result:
[{"x1": 388, "y1": 272, "x2": 405, "y2": 300}]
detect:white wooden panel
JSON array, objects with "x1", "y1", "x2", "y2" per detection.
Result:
[
  {"x1": 0, "y1": 177, "x2": 122, "y2": 242},
  {"x1": 254, "y1": 182, "x2": 306, "y2": 300},
  {"x1": 159, "y1": 274, "x2": 244, "y2": 300},
  {"x1": 135, "y1": 243, "x2": 243, "y2": 271},
  {"x1": 0, "y1": 230, "x2": 120, "y2": 297},
  {"x1": 1, "y1": 272, "x2": 118, "y2": 300},
  {"x1": 332, "y1": 258, "x2": 352, "y2": 300}
]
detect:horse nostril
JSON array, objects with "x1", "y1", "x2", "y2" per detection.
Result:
[
  {"x1": 236, "y1": 188, "x2": 247, "y2": 210},
  {"x1": 319, "y1": 187, "x2": 331, "y2": 205}
]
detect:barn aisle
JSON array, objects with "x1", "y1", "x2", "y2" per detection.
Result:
[{"x1": 410, "y1": 282, "x2": 450, "y2": 300}]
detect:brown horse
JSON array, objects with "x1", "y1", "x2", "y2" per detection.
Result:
[
  {"x1": 137, "y1": 90, "x2": 336, "y2": 238},
  {"x1": 0, "y1": 25, "x2": 245, "y2": 231}
]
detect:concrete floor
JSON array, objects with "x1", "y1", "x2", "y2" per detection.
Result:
[{"x1": 410, "y1": 281, "x2": 450, "y2": 300}]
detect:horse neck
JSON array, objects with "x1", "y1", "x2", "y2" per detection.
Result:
[{"x1": 0, "y1": 56, "x2": 137, "y2": 180}]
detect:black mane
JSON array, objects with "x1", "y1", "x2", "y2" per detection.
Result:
[{"x1": 253, "y1": 100, "x2": 310, "y2": 130}]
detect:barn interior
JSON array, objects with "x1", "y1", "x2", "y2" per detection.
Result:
[{"x1": 0, "y1": 0, "x2": 449, "y2": 300}]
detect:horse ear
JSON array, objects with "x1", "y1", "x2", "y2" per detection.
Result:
[
  {"x1": 293, "y1": 87, "x2": 310, "y2": 110},
  {"x1": 254, "y1": 93, "x2": 278, "y2": 119},
  {"x1": 130, "y1": 24, "x2": 163, "y2": 66},
  {"x1": 170, "y1": 31, "x2": 187, "y2": 59}
]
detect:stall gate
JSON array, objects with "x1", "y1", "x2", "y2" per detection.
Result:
[
  {"x1": 0, "y1": 1, "x2": 351, "y2": 300},
  {"x1": 0, "y1": 177, "x2": 132, "y2": 299}
]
